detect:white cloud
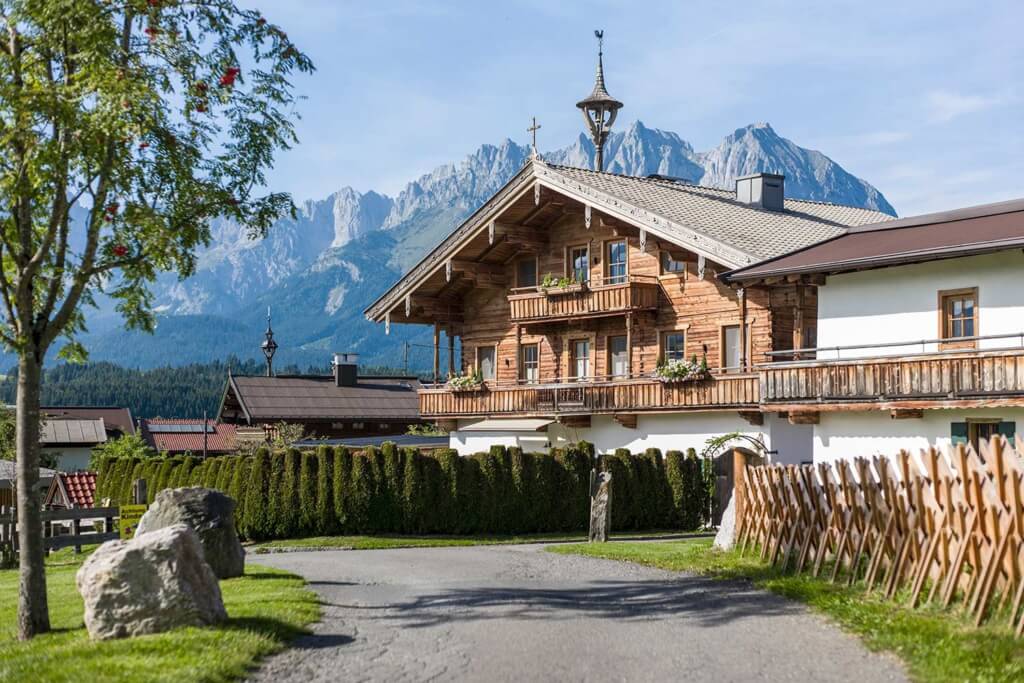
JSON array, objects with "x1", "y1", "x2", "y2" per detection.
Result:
[{"x1": 925, "y1": 90, "x2": 1007, "y2": 123}]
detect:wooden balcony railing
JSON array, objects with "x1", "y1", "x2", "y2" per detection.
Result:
[
  {"x1": 507, "y1": 275, "x2": 660, "y2": 323},
  {"x1": 759, "y1": 348, "x2": 1024, "y2": 406},
  {"x1": 419, "y1": 373, "x2": 760, "y2": 418}
]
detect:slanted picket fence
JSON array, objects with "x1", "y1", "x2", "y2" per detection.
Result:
[{"x1": 735, "y1": 436, "x2": 1024, "y2": 636}]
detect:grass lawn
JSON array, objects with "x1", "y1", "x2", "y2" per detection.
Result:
[
  {"x1": 0, "y1": 548, "x2": 319, "y2": 683},
  {"x1": 250, "y1": 530, "x2": 702, "y2": 552},
  {"x1": 550, "y1": 539, "x2": 1024, "y2": 682}
]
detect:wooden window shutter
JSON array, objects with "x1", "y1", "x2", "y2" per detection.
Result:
[
  {"x1": 998, "y1": 421, "x2": 1016, "y2": 440},
  {"x1": 950, "y1": 422, "x2": 968, "y2": 446}
]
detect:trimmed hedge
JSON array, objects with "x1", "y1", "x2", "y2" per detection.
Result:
[{"x1": 96, "y1": 442, "x2": 710, "y2": 540}]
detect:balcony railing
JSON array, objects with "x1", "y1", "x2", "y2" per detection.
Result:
[
  {"x1": 759, "y1": 345, "x2": 1024, "y2": 406},
  {"x1": 419, "y1": 372, "x2": 760, "y2": 418},
  {"x1": 507, "y1": 275, "x2": 660, "y2": 323}
]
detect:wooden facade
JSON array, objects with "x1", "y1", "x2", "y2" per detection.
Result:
[
  {"x1": 760, "y1": 349, "x2": 1024, "y2": 411},
  {"x1": 420, "y1": 374, "x2": 760, "y2": 418}
]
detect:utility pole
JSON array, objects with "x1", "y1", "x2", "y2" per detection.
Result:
[
  {"x1": 403, "y1": 341, "x2": 409, "y2": 375},
  {"x1": 202, "y1": 410, "x2": 209, "y2": 460}
]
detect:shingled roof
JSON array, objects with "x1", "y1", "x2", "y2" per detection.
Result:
[
  {"x1": 365, "y1": 158, "x2": 892, "y2": 322},
  {"x1": 722, "y1": 197, "x2": 1024, "y2": 282},
  {"x1": 39, "y1": 418, "x2": 107, "y2": 447},
  {"x1": 221, "y1": 375, "x2": 422, "y2": 423},
  {"x1": 42, "y1": 406, "x2": 134, "y2": 436},
  {"x1": 547, "y1": 165, "x2": 892, "y2": 261}
]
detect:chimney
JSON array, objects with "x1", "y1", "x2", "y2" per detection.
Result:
[
  {"x1": 332, "y1": 353, "x2": 359, "y2": 388},
  {"x1": 735, "y1": 173, "x2": 785, "y2": 211}
]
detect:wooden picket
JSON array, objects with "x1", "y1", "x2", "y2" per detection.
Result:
[{"x1": 735, "y1": 436, "x2": 1024, "y2": 634}]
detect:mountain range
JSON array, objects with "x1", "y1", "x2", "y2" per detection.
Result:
[{"x1": 63, "y1": 121, "x2": 896, "y2": 373}]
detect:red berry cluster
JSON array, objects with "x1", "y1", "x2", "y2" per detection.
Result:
[
  {"x1": 103, "y1": 202, "x2": 119, "y2": 222},
  {"x1": 219, "y1": 67, "x2": 241, "y2": 88},
  {"x1": 144, "y1": 25, "x2": 159, "y2": 41},
  {"x1": 112, "y1": 245, "x2": 129, "y2": 258}
]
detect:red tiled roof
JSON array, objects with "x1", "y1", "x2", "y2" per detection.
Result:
[
  {"x1": 139, "y1": 418, "x2": 237, "y2": 454},
  {"x1": 59, "y1": 472, "x2": 97, "y2": 508}
]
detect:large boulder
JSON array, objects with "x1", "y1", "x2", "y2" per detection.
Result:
[
  {"x1": 136, "y1": 487, "x2": 245, "y2": 579},
  {"x1": 76, "y1": 524, "x2": 227, "y2": 640}
]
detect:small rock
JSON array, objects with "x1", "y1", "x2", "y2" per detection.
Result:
[
  {"x1": 76, "y1": 524, "x2": 227, "y2": 640},
  {"x1": 137, "y1": 487, "x2": 245, "y2": 579},
  {"x1": 713, "y1": 496, "x2": 736, "y2": 551}
]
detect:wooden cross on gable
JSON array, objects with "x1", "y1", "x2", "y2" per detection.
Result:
[{"x1": 527, "y1": 117, "x2": 542, "y2": 156}]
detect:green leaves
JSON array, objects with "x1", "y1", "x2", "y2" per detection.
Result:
[{"x1": 0, "y1": 1, "x2": 313, "y2": 358}]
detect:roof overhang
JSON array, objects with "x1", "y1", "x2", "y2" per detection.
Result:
[
  {"x1": 363, "y1": 158, "x2": 758, "y2": 324},
  {"x1": 459, "y1": 417, "x2": 554, "y2": 432}
]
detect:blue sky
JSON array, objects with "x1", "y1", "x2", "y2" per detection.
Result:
[{"x1": 251, "y1": 0, "x2": 1022, "y2": 217}]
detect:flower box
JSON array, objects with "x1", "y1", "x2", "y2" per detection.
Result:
[
  {"x1": 656, "y1": 370, "x2": 711, "y2": 384},
  {"x1": 541, "y1": 283, "x2": 586, "y2": 296},
  {"x1": 447, "y1": 383, "x2": 487, "y2": 393}
]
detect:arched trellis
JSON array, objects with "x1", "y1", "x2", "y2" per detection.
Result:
[{"x1": 700, "y1": 432, "x2": 770, "y2": 527}]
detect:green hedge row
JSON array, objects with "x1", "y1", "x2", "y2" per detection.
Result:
[{"x1": 94, "y1": 442, "x2": 710, "y2": 540}]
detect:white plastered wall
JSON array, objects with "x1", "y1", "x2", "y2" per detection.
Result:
[
  {"x1": 816, "y1": 251, "x2": 1024, "y2": 358},
  {"x1": 45, "y1": 447, "x2": 93, "y2": 472},
  {"x1": 813, "y1": 408, "x2": 1024, "y2": 464},
  {"x1": 449, "y1": 412, "x2": 814, "y2": 463}
]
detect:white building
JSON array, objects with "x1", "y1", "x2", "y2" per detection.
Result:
[{"x1": 724, "y1": 197, "x2": 1024, "y2": 463}]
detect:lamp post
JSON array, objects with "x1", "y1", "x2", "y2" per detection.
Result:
[
  {"x1": 261, "y1": 307, "x2": 277, "y2": 377},
  {"x1": 576, "y1": 30, "x2": 623, "y2": 172}
]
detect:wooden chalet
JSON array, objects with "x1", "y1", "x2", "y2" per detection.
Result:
[
  {"x1": 364, "y1": 156, "x2": 891, "y2": 457},
  {"x1": 218, "y1": 353, "x2": 425, "y2": 442}
]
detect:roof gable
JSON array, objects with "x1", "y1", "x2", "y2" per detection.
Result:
[{"x1": 364, "y1": 158, "x2": 891, "y2": 322}]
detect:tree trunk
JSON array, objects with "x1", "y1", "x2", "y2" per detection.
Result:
[{"x1": 16, "y1": 351, "x2": 49, "y2": 639}]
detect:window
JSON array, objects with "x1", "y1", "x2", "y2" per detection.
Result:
[
  {"x1": 477, "y1": 346, "x2": 496, "y2": 381},
  {"x1": 660, "y1": 251, "x2": 687, "y2": 275},
  {"x1": 939, "y1": 288, "x2": 978, "y2": 348},
  {"x1": 952, "y1": 420, "x2": 1015, "y2": 452},
  {"x1": 571, "y1": 339, "x2": 590, "y2": 380},
  {"x1": 379, "y1": 423, "x2": 390, "y2": 431},
  {"x1": 351, "y1": 422, "x2": 365, "y2": 430},
  {"x1": 520, "y1": 343, "x2": 539, "y2": 383},
  {"x1": 569, "y1": 245, "x2": 590, "y2": 283},
  {"x1": 516, "y1": 257, "x2": 538, "y2": 288},
  {"x1": 608, "y1": 335, "x2": 628, "y2": 379},
  {"x1": 721, "y1": 325, "x2": 751, "y2": 372},
  {"x1": 662, "y1": 332, "x2": 686, "y2": 363},
  {"x1": 606, "y1": 240, "x2": 627, "y2": 284}
]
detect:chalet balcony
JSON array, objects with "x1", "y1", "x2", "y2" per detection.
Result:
[
  {"x1": 419, "y1": 373, "x2": 761, "y2": 418},
  {"x1": 507, "y1": 275, "x2": 660, "y2": 324},
  {"x1": 759, "y1": 336, "x2": 1024, "y2": 409}
]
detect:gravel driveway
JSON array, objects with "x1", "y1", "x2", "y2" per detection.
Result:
[{"x1": 248, "y1": 543, "x2": 905, "y2": 682}]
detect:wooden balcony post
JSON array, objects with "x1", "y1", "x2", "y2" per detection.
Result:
[
  {"x1": 447, "y1": 326, "x2": 455, "y2": 377},
  {"x1": 515, "y1": 324, "x2": 522, "y2": 382},
  {"x1": 433, "y1": 322, "x2": 440, "y2": 384},
  {"x1": 626, "y1": 312, "x2": 633, "y2": 377},
  {"x1": 793, "y1": 284, "x2": 804, "y2": 361},
  {"x1": 738, "y1": 287, "x2": 748, "y2": 370}
]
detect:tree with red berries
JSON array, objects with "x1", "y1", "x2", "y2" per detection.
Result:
[{"x1": 0, "y1": 1, "x2": 312, "y2": 639}]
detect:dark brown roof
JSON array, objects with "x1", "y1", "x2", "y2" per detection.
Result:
[
  {"x1": 139, "y1": 418, "x2": 236, "y2": 454},
  {"x1": 722, "y1": 197, "x2": 1024, "y2": 282},
  {"x1": 224, "y1": 375, "x2": 422, "y2": 422},
  {"x1": 42, "y1": 406, "x2": 135, "y2": 436}
]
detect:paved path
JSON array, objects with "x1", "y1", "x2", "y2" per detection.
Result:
[{"x1": 249, "y1": 544, "x2": 905, "y2": 682}]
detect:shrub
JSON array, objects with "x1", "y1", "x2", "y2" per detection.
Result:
[
  {"x1": 380, "y1": 442, "x2": 406, "y2": 531},
  {"x1": 228, "y1": 456, "x2": 250, "y2": 530},
  {"x1": 278, "y1": 449, "x2": 301, "y2": 538},
  {"x1": 214, "y1": 456, "x2": 234, "y2": 492},
  {"x1": 266, "y1": 451, "x2": 287, "y2": 537},
  {"x1": 665, "y1": 450, "x2": 686, "y2": 527},
  {"x1": 242, "y1": 449, "x2": 272, "y2": 541},
  {"x1": 434, "y1": 448, "x2": 461, "y2": 533},
  {"x1": 298, "y1": 451, "x2": 319, "y2": 537},
  {"x1": 187, "y1": 459, "x2": 207, "y2": 487},
  {"x1": 176, "y1": 455, "x2": 199, "y2": 490},
  {"x1": 347, "y1": 451, "x2": 374, "y2": 533},
  {"x1": 402, "y1": 450, "x2": 428, "y2": 534},
  {"x1": 333, "y1": 447, "x2": 353, "y2": 532},
  {"x1": 315, "y1": 446, "x2": 335, "y2": 536}
]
